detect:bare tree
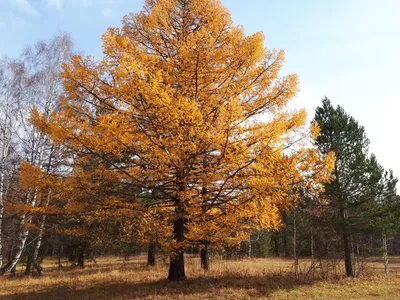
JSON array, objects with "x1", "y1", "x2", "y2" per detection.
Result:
[
  {"x1": 0, "y1": 59, "x2": 22, "y2": 268},
  {"x1": 0, "y1": 33, "x2": 73, "y2": 275}
]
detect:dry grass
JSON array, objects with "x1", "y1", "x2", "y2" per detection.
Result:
[{"x1": 1, "y1": 255, "x2": 400, "y2": 299}]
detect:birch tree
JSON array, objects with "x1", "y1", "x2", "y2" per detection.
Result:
[
  {"x1": 0, "y1": 59, "x2": 22, "y2": 268},
  {"x1": 0, "y1": 33, "x2": 73, "y2": 275}
]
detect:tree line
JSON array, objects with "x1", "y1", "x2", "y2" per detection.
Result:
[{"x1": 0, "y1": 0, "x2": 398, "y2": 281}]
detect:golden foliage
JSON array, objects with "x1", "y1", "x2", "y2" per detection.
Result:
[{"x1": 31, "y1": 0, "x2": 334, "y2": 255}]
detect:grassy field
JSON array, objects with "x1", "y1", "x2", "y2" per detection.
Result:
[{"x1": 1, "y1": 255, "x2": 400, "y2": 299}]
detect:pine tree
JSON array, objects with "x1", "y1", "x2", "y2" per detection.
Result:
[{"x1": 313, "y1": 97, "x2": 383, "y2": 277}]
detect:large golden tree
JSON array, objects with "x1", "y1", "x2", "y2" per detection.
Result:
[{"x1": 33, "y1": 0, "x2": 334, "y2": 280}]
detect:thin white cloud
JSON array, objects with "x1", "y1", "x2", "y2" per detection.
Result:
[
  {"x1": 101, "y1": 8, "x2": 113, "y2": 18},
  {"x1": 8, "y1": 0, "x2": 39, "y2": 16},
  {"x1": 108, "y1": 0, "x2": 116, "y2": 5},
  {"x1": 47, "y1": 0, "x2": 62, "y2": 10}
]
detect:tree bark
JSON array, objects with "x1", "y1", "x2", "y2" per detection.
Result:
[
  {"x1": 25, "y1": 254, "x2": 32, "y2": 276},
  {"x1": 147, "y1": 243, "x2": 156, "y2": 266},
  {"x1": 31, "y1": 192, "x2": 51, "y2": 276},
  {"x1": 168, "y1": 216, "x2": 185, "y2": 281},
  {"x1": 200, "y1": 243, "x2": 209, "y2": 271},
  {"x1": 10, "y1": 265, "x2": 16, "y2": 277},
  {"x1": 340, "y1": 206, "x2": 354, "y2": 277},
  {"x1": 343, "y1": 232, "x2": 353, "y2": 277}
]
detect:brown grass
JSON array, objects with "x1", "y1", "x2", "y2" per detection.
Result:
[{"x1": 1, "y1": 255, "x2": 400, "y2": 299}]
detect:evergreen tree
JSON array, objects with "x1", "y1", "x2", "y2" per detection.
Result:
[{"x1": 313, "y1": 97, "x2": 372, "y2": 277}]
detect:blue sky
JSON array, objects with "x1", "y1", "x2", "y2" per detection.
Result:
[{"x1": 1, "y1": 0, "x2": 400, "y2": 177}]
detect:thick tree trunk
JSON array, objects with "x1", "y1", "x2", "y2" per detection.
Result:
[
  {"x1": 25, "y1": 254, "x2": 33, "y2": 276},
  {"x1": 340, "y1": 207, "x2": 354, "y2": 278},
  {"x1": 343, "y1": 232, "x2": 354, "y2": 277},
  {"x1": 200, "y1": 244, "x2": 209, "y2": 271},
  {"x1": 147, "y1": 243, "x2": 156, "y2": 266},
  {"x1": 383, "y1": 235, "x2": 389, "y2": 274},
  {"x1": 168, "y1": 216, "x2": 185, "y2": 281}
]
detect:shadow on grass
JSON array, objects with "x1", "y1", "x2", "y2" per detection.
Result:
[
  {"x1": 2, "y1": 273, "x2": 306, "y2": 300},
  {"x1": 43, "y1": 260, "x2": 148, "y2": 275}
]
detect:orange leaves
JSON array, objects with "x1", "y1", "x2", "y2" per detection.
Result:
[
  {"x1": 28, "y1": 0, "x2": 336, "y2": 256},
  {"x1": 310, "y1": 122, "x2": 321, "y2": 140},
  {"x1": 19, "y1": 162, "x2": 49, "y2": 191}
]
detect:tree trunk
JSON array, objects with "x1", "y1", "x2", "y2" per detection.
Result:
[
  {"x1": 33, "y1": 261, "x2": 43, "y2": 276},
  {"x1": 31, "y1": 194, "x2": 50, "y2": 276},
  {"x1": 147, "y1": 243, "x2": 156, "y2": 266},
  {"x1": 310, "y1": 226, "x2": 314, "y2": 262},
  {"x1": 77, "y1": 249, "x2": 85, "y2": 269},
  {"x1": 200, "y1": 243, "x2": 209, "y2": 271},
  {"x1": 168, "y1": 216, "x2": 185, "y2": 281},
  {"x1": 248, "y1": 234, "x2": 252, "y2": 259},
  {"x1": 343, "y1": 232, "x2": 354, "y2": 277},
  {"x1": 340, "y1": 207, "x2": 353, "y2": 278},
  {"x1": 8, "y1": 246, "x2": 13, "y2": 262},
  {"x1": 0, "y1": 214, "x2": 30, "y2": 275},
  {"x1": 25, "y1": 253, "x2": 33, "y2": 276},
  {"x1": 0, "y1": 142, "x2": 12, "y2": 269},
  {"x1": 10, "y1": 265, "x2": 16, "y2": 277},
  {"x1": 273, "y1": 235, "x2": 279, "y2": 256},
  {"x1": 293, "y1": 210, "x2": 299, "y2": 280},
  {"x1": 58, "y1": 244, "x2": 63, "y2": 268},
  {"x1": 283, "y1": 233, "x2": 289, "y2": 257},
  {"x1": 355, "y1": 236, "x2": 361, "y2": 276},
  {"x1": 282, "y1": 212, "x2": 289, "y2": 257},
  {"x1": 383, "y1": 234, "x2": 389, "y2": 274}
]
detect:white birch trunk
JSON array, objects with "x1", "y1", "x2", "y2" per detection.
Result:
[
  {"x1": 0, "y1": 33, "x2": 72, "y2": 275},
  {"x1": 0, "y1": 131, "x2": 14, "y2": 268},
  {"x1": 32, "y1": 191, "x2": 51, "y2": 275},
  {"x1": 0, "y1": 212, "x2": 30, "y2": 274},
  {"x1": 1, "y1": 138, "x2": 45, "y2": 274}
]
